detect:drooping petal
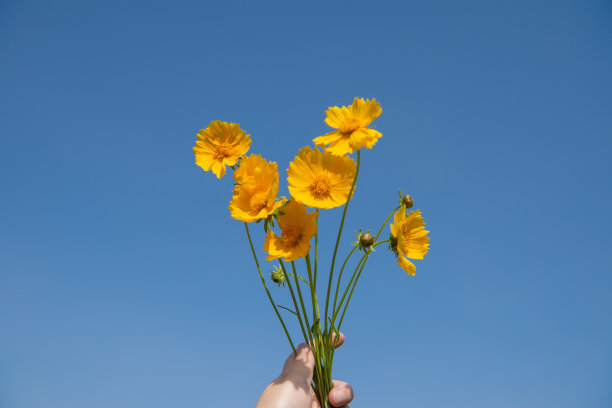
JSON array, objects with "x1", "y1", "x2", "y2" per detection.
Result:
[{"x1": 397, "y1": 254, "x2": 416, "y2": 276}]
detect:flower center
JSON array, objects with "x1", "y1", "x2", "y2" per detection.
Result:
[
  {"x1": 249, "y1": 191, "x2": 268, "y2": 212},
  {"x1": 309, "y1": 174, "x2": 332, "y2": 200},
  {"x1": 281, "y1": 226, "x2": 303, "y2": 248},
  {"x1": 339, "y1": 118, "x2": 361, "y2": 136},
  {"x1": 213, "y1": 143, "x2": 233, "y2": 161}
]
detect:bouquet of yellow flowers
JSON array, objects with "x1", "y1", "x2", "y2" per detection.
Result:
[{"x1": 193, "y1": 98, "x2": 430, "y2": 407}]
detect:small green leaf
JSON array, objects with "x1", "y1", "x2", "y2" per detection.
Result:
[{"x1": 277, "y1": 305, "x2": 297, "y2": 315}]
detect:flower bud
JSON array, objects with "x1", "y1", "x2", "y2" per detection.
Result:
[
  {"x1": 401, "y1": 194, "x2": 414, "y2": 209},
  {"x1": 359, "y1": 232, "x2": 374, "y2": 247},
  {"x1": 270, "y1": 266, "x2": 286, "y2": 286}
]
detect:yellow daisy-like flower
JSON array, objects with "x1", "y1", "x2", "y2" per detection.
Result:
[
  {"x1": 229, "y1": 154, "x2": 285, "y2": 222},
  {"x1": 390, "y1": 205, "x2": 430, "y2": 275},
  {"x1": 313, "y1": 97, "x2": 382, "y2": 156},
  {"x1": 193, "y1": 120, "x2": 251, "y2": 179},
  {"x1": 264, "y1": 198, "x2": 318, "y2": 262},
  {"x1": 287, "y1": 146, "x2": 356, "y2": 209}
]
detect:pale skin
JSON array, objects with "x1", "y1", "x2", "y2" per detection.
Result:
[{"x1": 256, "y1": 333, "x2": 354, "y2": 408}]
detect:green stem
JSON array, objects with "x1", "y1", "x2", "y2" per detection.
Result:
[
  {"x1": 331, "y1": 253, "x2": 369, "y2": 366},
  {"x1": 375, "y1": 205, "x2": 400, "y2": 240},
  {"x1": 287, "y1": 274, "x2": 310, "y2": 287},
  {"x1": 331, "y1": 245, "x2": 358, "y2": 323},
  {"x1": 293, "y1": 261, "x2": 326, "y2": 403},
  {"x1": 312, "y1": 214, "x2": 332, "y2": 393},
  {"x1": 374, "y1": 240, "x2": 390, "y2": 248},
  {"x1": 305, "y1": 254, "x2": 331, "y2": 388},
  {"x1": 305, "y1": 255, "x2": 321, "y2": 336},
  {"x1": 332, "y1": 206, "x2": 401, "y2": 330},
  {"x1": 332, "y1": 253, "x2": 367, "y2": 322},
  {"x1": 331, "y1": 250, "x2": 376, "y2": 364},
  {"x1": 333, "y1": 241, "x2": 395, "y2": 363},
  {"x1": 279, "y1": 260, "x2": 309, "y2": 343},
  {"x1": 244, "y1": 223, "x2": 296, "y2": 354},
  {"x1": 291, "y1": 261, "x2": 313, "y2": 344},
  {"x1": 327, "y1": 245, "x2": 359, "y2": 384},
  {"x1": 324, "y1": 150, "x2": 361, "y2": 334},
  {"x1": 306, "y1": 254, "x2": 330, "y2": 392},
  {"x1": 314, "y1": 211, "x2": 319, "y2": 293},
  {"x1": 337, "y1": 253, "x2": 369, "y2": 331}
]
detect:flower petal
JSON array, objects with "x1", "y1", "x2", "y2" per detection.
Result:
[{"x1": 397, "y1": 254, "x2": 416, "y2": 275}]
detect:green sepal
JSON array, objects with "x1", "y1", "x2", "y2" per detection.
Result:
[
  {"x1": 352, "y1": 228, "x2": 374, "y2": 253},
  {"x1": 389, "y1": 233, "x2": 398, "y2": 254},
  {"x1": 270, "y1": 264, "x2": 286, "y2": 287}
]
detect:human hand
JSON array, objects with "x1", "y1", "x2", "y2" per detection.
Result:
[{"x1": 256, "y1": 333, "x2": 354, "y2": 408}]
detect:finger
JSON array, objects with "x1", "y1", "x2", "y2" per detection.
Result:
[
  {"x1": 310, "y1": 332, "x2": 346, "y2": 351},
  {"x1": 329, "y1": 380, "x2": 354, "y2": 407},
  {"x1": 332, "y1": 332, "x2": 345, "y2": 349},
  {"x1": 280, "y1": 343, "x2": 315, "y2": 383}
]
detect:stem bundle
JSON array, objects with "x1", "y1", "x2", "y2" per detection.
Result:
[{"x1": 244, "y1": 152, "x2": 400, "y2": 407}]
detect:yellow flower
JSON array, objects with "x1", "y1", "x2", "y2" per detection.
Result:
[
  {"x1": 313, "y1": 97, "x2": 382, "y2": 156},
  {"x1": 390, "y1": 205, "x2": 430, "y2": 275},
  {"x1": 229, "y1": 154, "x2": 286, "y2": 222},
  {"x1": 287, "y1": 146, "x2": 356, "y2": 209},
  {"x1": 264, "y1": 199, "x2": 318, "y2": 261},
  {"x1": 193, "y1": 120, "x2": 251, "y2": 179}
]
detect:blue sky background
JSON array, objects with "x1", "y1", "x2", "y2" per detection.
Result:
[{"x1": 1, "y1": 1, "x2": 611, "y2": 407}]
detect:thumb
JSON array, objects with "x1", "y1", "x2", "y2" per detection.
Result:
[{"x1": 280, "y1": 343, "x2": 315, "y2": 384}]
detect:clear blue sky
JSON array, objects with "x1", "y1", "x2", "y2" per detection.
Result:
[{"x1": 1, "y1": 1, "x2": 611, "y2": 407}]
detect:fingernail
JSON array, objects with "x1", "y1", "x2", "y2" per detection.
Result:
[{"x1": 331, "y1": 388, "x2": 348, "y2": 403}]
